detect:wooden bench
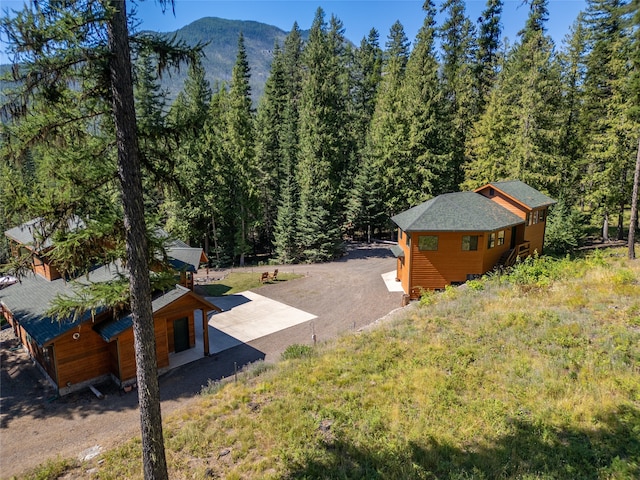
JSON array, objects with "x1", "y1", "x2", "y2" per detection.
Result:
[{"x1": 270, "y1": 269, "x2": 278, "y2": 281}]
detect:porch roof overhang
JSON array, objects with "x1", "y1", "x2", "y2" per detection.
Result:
[
  {"x1": 390, "y1": 244, "x2": 404, "y2": 258},
  {"x1": 94, "y1": 285, "x2": 221, "y2": 342}
]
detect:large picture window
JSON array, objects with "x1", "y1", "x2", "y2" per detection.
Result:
[
  {"x1": 462, "y1": 235, "x2": 479, "y2": 251},
  {"x1": 419, "y1": 235, "x2": 438, "y2": 251}
]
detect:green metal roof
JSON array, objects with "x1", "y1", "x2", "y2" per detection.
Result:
[
  {"x1": 391, "y1": 192, "x2": 524, "y2": 232},
  {"x1": 488, "y1": 180, "x2": 557, "y2": 209}
]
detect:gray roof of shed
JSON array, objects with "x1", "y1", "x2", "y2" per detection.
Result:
[
  {"x1": 5, "y1": 217, "x2": 85, "y2": 251},
  {"x1": 166, "y1": 247, "x2": 204, "y2": 272},
  {"x1": 488, "y1": 180, "x2": 557, "y2": 209},
  {"x1": 391, "y1": 192, "x2": 524, "y2": 232}
]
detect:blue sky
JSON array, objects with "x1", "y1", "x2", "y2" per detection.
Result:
[{"x1": 1, "y1": 1, "x2": 586, "y2": 63}]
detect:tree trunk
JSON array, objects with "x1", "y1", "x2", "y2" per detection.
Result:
[
  {"x1": 629, "y1": 138, "x2": 640, "y2": 260},
  {"x1": 211, "y1": 213, "x2": 220, "y2": 265},
  {"x1": 105, "y1": 1, "x2": 168, "y2": 479},
  {"x1": 602, "y1": 211, "x2": 609, "y2": 242},
  {"x1": 617, "y1": 206, "x2": 624, "y2": 241}
]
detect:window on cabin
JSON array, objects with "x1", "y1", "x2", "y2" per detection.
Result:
[
  {"x1": 497, "y1": 230, "x2": 505, "y2": 246},
  {"x1": 539, "y1": 209, "x2": 546, "y2": 222},
  {"x1": 533, "y1": 210, "x2": 539, "y2": 224},
  {"x1": 526, "y1": 213, "x2": 531, "y2": 225},
  {"x1": 488, "y1": 232, "x2": 496, "y2": 249},
  {"x1": 462, "y1": 235, "x2": 479, "y2": 251},
  {"x1": 419, "y1": 235, "x2": 438, "y2": 251}
]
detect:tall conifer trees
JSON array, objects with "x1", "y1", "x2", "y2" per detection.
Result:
[{"x1": 296, "y1": 9, "x2": 351, "y2": 261}]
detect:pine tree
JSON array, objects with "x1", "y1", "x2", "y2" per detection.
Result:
[
  {"x1": 1, "y1": 3, "x2": 199, "y2": 476},
  {"x1": 465, "y1": 0, "x2": 563, "y2": 193},
  {"x1": 367, "y1": 21, "x2": 411, "y2": 216},
  {"x1": 475, "y1": 0, "x2": 503, "y2": 112},
  {"x1": 438, "y1": 0, "x2": 478, "y2": 190},
  {"x1": 345, "y1": 29, "x2": 384, "y2": 239},
  {"x1": 582, "y1": 0, "x2": 637, "y2": 239},
  {"x1": 296, "y1": 9, "x2": 350, "y2": 261},
  {"x1": 254, "y1": 44, "x2": 286, "y2": 251},
  {"x1": 272, "y1": 24, "x2": 304, "y2": 262},
  {"x1": 222, "y1": 33, "x2": 256, "y2": 265},
  {"x1": 165, "y1": 58, "x2": 212, "y2": 247},
  {"x1": 402, "y1": 0, "x2": 448, "y2": 201},
  {"x1": 556, "y1": 14, "x2": 588, "y2": 205}
]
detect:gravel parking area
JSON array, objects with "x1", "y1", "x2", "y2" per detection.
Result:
[{"x1": 0, "y1": 242, "x2": 405, "y2": 478}]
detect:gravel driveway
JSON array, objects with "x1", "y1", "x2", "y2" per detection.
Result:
[{"x1": 0, "y1": 242, "x2": 405, "y2": 478}]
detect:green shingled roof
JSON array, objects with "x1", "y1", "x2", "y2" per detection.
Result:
[
  {"x1": 4, "y1": 217, "x2": 85, "y2": 251},
  {"x1": 489, "y1": 180, "x2": 556, "y2": 209},
  {"x1": 167, "y1": 247, "x2": 204, "y2": 272},
  {"x1": 0, "y1": 263, "x2": 122, "y2": 346},
  {"x1": 391, "y1": 192, "x2": 524, "y2": 232},
  {"x1": 0, "y1": 264, "x2": 206, "y2": 346}
]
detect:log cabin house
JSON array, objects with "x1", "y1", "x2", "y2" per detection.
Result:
[
  {"x1": 1, "y1": 218, "x2": 221, "y2": 395},
  {"x1": 391, "y1": 180, "x2": 556, "y2": 298}
]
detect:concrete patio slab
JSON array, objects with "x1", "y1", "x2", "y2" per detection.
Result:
[
  {"x1": 382, "y1": 270, "x2": 405, "y2": 292},
  {"x1": 204, "y1": 291, "x2": 317, "y2": 354}
]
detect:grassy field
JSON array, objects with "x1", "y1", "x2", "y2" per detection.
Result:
[
  {"x1": 196, "y1": 271, "x2": 303, "y2": 296},
  {"x1": 19, "y1": 249, "x2": 640, "y2": 479}
]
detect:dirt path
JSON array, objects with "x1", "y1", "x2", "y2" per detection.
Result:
[{"x1": 0, "y1": 242, "x2": 404, "y2": 478}]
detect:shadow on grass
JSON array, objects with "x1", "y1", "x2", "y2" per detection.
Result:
[
  {"x1": 285, "y1": 405, "x2": 640, "y2": 479},
  {"x1": 196, "y1": 283, "x2": 232, "y2": 296}
]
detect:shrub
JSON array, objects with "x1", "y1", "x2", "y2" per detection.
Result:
[
  {"x1": 281, "y1": 344, "x2": 314, "y2": 360},
  {"x1": 544, "y1": 200, "x2": 587, "y2": 255}
]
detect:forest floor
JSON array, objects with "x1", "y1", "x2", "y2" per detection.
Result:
[{"x1": 0, "y1": 242, "x2": 404, "y2": 479}]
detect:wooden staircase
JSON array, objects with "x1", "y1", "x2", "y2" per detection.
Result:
[{"x1": 497, "y1": 242, "x2": 531, "y2": 268}]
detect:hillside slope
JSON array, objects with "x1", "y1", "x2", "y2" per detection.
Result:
[{"x1": 25, "y1": 248, "x2": 640, "y2": 479}]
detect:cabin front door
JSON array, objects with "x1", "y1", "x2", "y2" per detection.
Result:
[{"x1": 173, "y1": 317, "x2": 190, "y2": 353}]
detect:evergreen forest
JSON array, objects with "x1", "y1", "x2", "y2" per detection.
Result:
[{"x1": 1, "y1": 0, "x2": 639, "y2": 267}]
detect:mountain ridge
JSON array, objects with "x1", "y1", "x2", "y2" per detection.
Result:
[{"x1": 153, "y1": 16, "x2": 307, "y2": 101}]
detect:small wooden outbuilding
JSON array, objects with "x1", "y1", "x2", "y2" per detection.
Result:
[
  {"x1": 1, "y1": 219, "x2": 221, "y2": 395},
  {"x1": 391, "y1": 180, "x2": 556, "y2": 298}
]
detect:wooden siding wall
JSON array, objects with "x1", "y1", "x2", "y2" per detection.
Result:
[
  {"x1": 398, "y1": 229, "x2": 411, "y2": 295},
  {"x1": 33, "y1": 255, "x2": 61, "y2": 281},
  {"x1": 407, "y1": 230, "x2": 512, "y2": 295},
  {"x1": 3, "y1": 309, "x2": 58, "y2": 383},
  {"x1": 409, "y1": 232, "x2": 480, "y2": 291},
  {"x1": 525, "y1": 214, "x2": 547, "y2": 254},
  {"x1": 54, "y1": 326, "x2": 111, "y2": 388},
  {"x1": 482, "y1": 230, "x2": 514, "y2": 272},
  {"x1": 117, "y1": 319, "x2": 170, "y2": 382},
  {"x1": 483, "y1": 193, "x2": 527, "y2": 219},
  {"x1": 166, "y1": 318, "x2": 175, "y2": 353}
]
